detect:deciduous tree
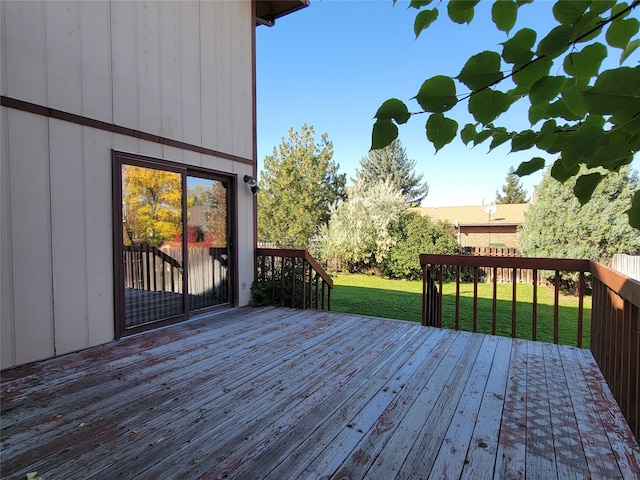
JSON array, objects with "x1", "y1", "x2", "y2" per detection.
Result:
[
  {"x1": 122, "y1": 165, "x2": 182, "y2": 247},
  {"x1": 371, "y1": 0, "x2": 640, "y2": 229},
  {"x1": 258, "y1": 124, "x2": 346, "y2": 248},
  {"x1": 313, "y1": 179, "x2": 406, "y2": 272},
  {"x1": 382, "y1": 212, "x2": 461, "y2": 280}
]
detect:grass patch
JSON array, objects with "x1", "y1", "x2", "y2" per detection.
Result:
[{"x1": 331, "y1": 273, "x2": 591, "y2": 347}]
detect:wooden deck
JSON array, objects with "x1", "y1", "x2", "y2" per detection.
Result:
[{"x1": 2, "y1": 307, "x2": 639, "y2": 479}]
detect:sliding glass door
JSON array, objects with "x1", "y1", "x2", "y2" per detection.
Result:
[
  {"x1": 186, "y1": 176, "x2": 229, "y2": 310},
  {"x1": 114, "y1": 152, "x2": 233, "y2": 336}
]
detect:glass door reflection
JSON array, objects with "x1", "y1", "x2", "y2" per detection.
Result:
[{"x1": 186, "y1": 176, "x2": 229, "y2": 310}]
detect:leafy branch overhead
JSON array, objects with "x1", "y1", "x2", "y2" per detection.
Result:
[{"x1": 372, "y1": 0, "x2": 640, "y2": 229}]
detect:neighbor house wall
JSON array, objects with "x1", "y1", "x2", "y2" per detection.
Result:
[
  {"x1": 1, "y1": 1, "x2": 258, "y2": 369},
  {"x1": 458, "y1": 225, "x2": 520, "y2": 248}
]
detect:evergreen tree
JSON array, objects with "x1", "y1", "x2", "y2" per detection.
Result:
[
  {"x1": 355, "y1": 139, "x2": 429, "y2": 206},
  {"x1": 496, "y1": 166, "x2": 529, "y2": 204},
  {"x1": 258, "y1": 124, "x2": 346, "y2": 249},
  {"x1": 519, "y1": 166, "x2": 640, "y2": 264}
]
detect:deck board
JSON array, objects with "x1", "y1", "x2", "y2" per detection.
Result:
[{"x1": 2, "y1": 307, "x2": 639, "y2": 479}]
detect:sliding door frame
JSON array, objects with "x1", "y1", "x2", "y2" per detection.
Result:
[{"x1": 112, "y1": 150, "x2": 237, "y2": 339}]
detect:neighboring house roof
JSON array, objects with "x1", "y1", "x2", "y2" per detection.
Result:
[
  {"x1": 255, "y1": 0, "x2": 310, "y2": 26},
  {"x1": 412, "y1": 204, "x2": 529, "y2": 227}
]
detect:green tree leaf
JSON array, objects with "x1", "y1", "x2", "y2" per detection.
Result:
[
  {"x1": 546, "y1": 98, "x2": 584, "y2": 121},
  {"x1": 374, "y1": 98, "x2": 411, "y2": 124},
  {"x1": 468, "y1": 88, "x2": 511, "y2": 124},
  {"x1": 510, "y1": 129, "x2": 537, "y2": 152},
  {"x1": 583, "y1": 66, "x2": 640, "y2": 122},
  {"x1": 457, "y1": 51, "x2": 503, "y2": 90},
  {"x1": 461, "y1": 123, "x2": 478, "y2": 145},
  {"x1": 551, "y1": 157, "x2": 581, "y2": 182},
  {"x1": 536, "y1": 121, "x2": 570, "y2": 154},
  {"x1": 512, "y1": 56, "x2": 553, "y2": 89},
  {"x1": 515, "y1": 157, "x2": 546, "y2": 176},
  {"x1": 426, "y1": 113, "x2": 458, "y2": 152},
  {"x1": 501, "y1": 28, "x2": 536, "y2": 65},
  {"x1": 626, "y1": 190, "x2": 640, "y2": 230},
  {"x1": 414, "y1": 8, "x2": 439, "y2": 38},
  {"x1": 606, "y1": 17, "x2": 640, "y2": 48},
  {"x1": 572, "y1": 12, "x2": 606, "y2": 44},
  {"x1": 590, "y1": 0, "x2": 616, "y2": 15},
  {"x1": 474, "y1": 128, "x2": 494, "y2": 146},
  {"x1": 415, "y1": 75, "x2": 458, "y2": 112},
  {"x1": 371, "y1": 119, "x2": 399, "y2": 151},
  {"x1": 530, "y1": 76, "x2": 567, "y2": 106},
  {"x1": 489, "y1": 128, "x2": 511, "y2": 150},
  {"x1": 563, "y1": 43, "x2": 608, "y2": 78},
  {"x1": 561, "y1": 82, "x2": 588, "y2": 116},
  {"x1": 492, "y1": 0, "x2": 518, "y2": 33},
  {"x1": 409, "y1": 0, "x2": 434, "y2": 8},
  {"x1": 573, "y1": 172, "x2": 604, "y2": 205},
  {"x1": 620, "y1": 38, "x2": 640, "y2": 63},
  {"x1": 552, "y1": 0, "x2": 589, "y2": 25},
  {"x1": 447, "y1": 0, "x2": 480, "y2": 25},
  {"x1": 537, "y1": 25, "x2": 573, "y2": 58}
]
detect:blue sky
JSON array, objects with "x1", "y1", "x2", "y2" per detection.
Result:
[{"x1": 256, "y1": 0, "x2": 638, "y2": 207}]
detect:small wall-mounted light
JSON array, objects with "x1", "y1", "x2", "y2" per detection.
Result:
[{"x1": 244, "y1": 175, "x2": 260, "y2": 195}]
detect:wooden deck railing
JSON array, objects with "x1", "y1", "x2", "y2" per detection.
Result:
[
  {"x1": 123, "y1": 244, "x2": 182, "y2": 293},
  {"x1": 420, "y1": 253, "x2": 640, "y2": 441},
  {"x1": 256, "y1": 248, "x2": 333, "y2": 310},
  {"x1": 589, "y1": 261, "x2": 640, "y2": 441}
]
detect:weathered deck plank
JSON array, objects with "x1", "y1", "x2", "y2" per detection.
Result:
[{"x1": 1, "y1": 307, "x2": 639, "y2": 479}]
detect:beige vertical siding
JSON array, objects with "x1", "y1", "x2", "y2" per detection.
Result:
[{"x1": 1, "y1": 0, "x2": 257, "y2": 368}]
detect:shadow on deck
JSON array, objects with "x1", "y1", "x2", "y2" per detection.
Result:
[{"x1": 1, "y1": 307, "x2": 639, "y2": 479}]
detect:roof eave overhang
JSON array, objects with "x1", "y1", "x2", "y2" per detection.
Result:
[{"x1": 255, "y1": 0, "x2": 310, "y2": 27}]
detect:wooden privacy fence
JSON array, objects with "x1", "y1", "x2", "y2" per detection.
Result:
[
  {"x1": 463, "y1": 246, "x2": 545, "y2": 285},
  {"x1": 256, "y1": 248, "x2": 333, "y2": 310},
  {"x1": 420, "y1": 253, "x2": 640, "y2": 441}
]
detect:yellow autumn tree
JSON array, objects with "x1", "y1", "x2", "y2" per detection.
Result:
[{"x1": 122, "y1": 165, "x2": 182, "y2": 247}]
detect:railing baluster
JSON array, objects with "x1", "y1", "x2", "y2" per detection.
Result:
[
  {"x1": 421, "y1": 263, "x2": 428, "y2": 326},
  {"x1": 290, "y1": 257, "x2": 296, "y2": 308},
  {"x1": 302, "y1": 260, "x2": 307, "y2": 309},
  {"x1": 280, "y1": 256, "x2": 285, "y2": 307},
  {"x1": 492, "y1": 266, "x2": 497, "y2": 336},
  {"x1": 455, "y1": 266, "x2": 460, "y2": 331},
  {"x1": 577, "y1": 271, "x2": 584, "y2": 348},
  {"x1": 438, "y1": 264, "x2": 443, "y2": 328},
  {"x1": 255, "y1": 248, "x2": 333, "y2": 312},
  {"x1": 511, "y1": 267, "x2": 517, "y2": 338},
  {"x1": 554, "y1": 270, "x2": 560, "y2": 344},
  {"x1": 532, "y1": 268, "x2": 538, "y2": 342},
  {"x1": 271, "y1": 255, "x2": 276, "y2": 305},
  {"x1": 472, "y1": 266, "x2": 478, "y2": 332}
]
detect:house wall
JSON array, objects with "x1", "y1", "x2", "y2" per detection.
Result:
[
  {"x1": 1, "y1": 1, "x2": 258, "y2": 369},
  {"x1": 458, "y1": 226, "x2": 520, "y2": 248}
]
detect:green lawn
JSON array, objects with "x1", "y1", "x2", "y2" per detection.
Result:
[{"x1": 331, "y1": 273, "x2": 591, "y2": 347}]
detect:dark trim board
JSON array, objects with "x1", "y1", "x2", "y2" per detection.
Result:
[{"x1": 1, "y1": 96, "x2": 254, "y2": 166}]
